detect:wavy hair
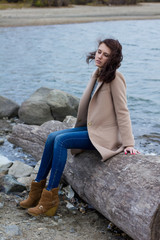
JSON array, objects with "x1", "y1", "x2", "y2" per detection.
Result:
[{"x1": 86, "y1": 39, "x2": 123, "y2": 83}]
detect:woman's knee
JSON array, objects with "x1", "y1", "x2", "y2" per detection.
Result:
[
  {"x1": 54, "y1": 134, "x2": 69, "y2": 149},
  {"x1": 46, "y1": 132, "x2": 57, "y2": 144},
  {"x1": 46, "y1": 130, "x2": 66, "y2": 145}
]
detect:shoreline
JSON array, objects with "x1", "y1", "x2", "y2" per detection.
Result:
[{"x1": 0, "y1": 3, "x2": 160, "y2": 27}]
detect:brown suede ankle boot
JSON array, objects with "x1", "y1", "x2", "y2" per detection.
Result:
[
  {"x1": 20, "y1": 179, "x2": 46, "y2": 209},
  {"x1": 28, "y1": 188, "x2": 59, "y2": 217}
]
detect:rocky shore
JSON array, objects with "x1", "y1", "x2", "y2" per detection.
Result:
[
  {"x1": 0, "y1": 91, "x2": 132, "y2": 240},
  {"x1": 1, "y1": 88, "x2": 160, "y2": 239}
]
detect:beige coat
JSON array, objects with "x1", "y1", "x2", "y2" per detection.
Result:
[{"x1": 71, "y1": 68, "x2": 135, "y2": 161}]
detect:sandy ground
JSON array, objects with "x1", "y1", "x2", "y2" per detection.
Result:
[
  {"x1": 0, "y1": 191, "x2": 132, "y2": 240},
  {"x1": 0, "y1": 3, "x2": 160, "y2": 27}
]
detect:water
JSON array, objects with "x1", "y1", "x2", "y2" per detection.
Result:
[{"x1": 0, "y1": 20, "x2": 160, "y2": 158}]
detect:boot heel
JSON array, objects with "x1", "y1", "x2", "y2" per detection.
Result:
[{"x1": 44, "y1": 206, "x2": 58, "y2": 217}]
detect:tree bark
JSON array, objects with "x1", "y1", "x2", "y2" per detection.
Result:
[
  {"x1": 8, "y1": 121, "x2": 160, "y2": 240},
  {"x1": 64, "y1": 151, "x2": 160, "y2": 240}
]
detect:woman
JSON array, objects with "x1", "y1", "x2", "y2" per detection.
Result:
[{"x1": 20, "y1": 38, "x2": 139, "y2": 217}]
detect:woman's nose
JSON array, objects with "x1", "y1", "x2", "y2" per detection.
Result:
[{"x1": 98, "y1": 53, "x2": 102, "y2": 59}]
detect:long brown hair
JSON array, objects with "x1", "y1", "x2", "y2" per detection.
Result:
[{"x1": 86, "y1": 39, "x2": 123, "y2": 83}]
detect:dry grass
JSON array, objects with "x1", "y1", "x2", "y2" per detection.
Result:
[{"x1": 0, "y1": 2, "x2": 32, "y2": 10}]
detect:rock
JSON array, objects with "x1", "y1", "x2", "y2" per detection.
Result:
[
  {"x1": 47, "y1": 89, "x2": 79, "y2": 121},
  {"x1": 63, "y1": 185, "x2": 75, "y2": 199},
  {"x1": 0, "y1": 202, "x2": 4, "y2": 209},
  {"x1": 18, "y1": 87, "x2": 79, "y2": 125},
  {"x1": 63, "y1": 115, "x2": 77, "y2": 128},
  {"x1": 8, "y1": 160, "x2": 33, "y2": 178},
  {"x1": 4, "y1": 224, "x2": 21, "y2": 237},
  {"x1": 17, "y1": 176, "x2": 33, "y2": 187},
  {"x1": 0, "y1": 119, "x2": 13, "y2": 135},
  {"x1": 0, "y1": 155, "x2": 12, "y2": 167},
  {"x1": 0, "y1": 155, "x2": 13, "y2": 173},
  {"x1": 30, "y1": 160, "x2": 41, "y2": 179},
  {"x1": 8, "y1": 120, "x2": 69, "y2": 161},
  {"x1": 0, "y1": 138, "x2": 4, "y2": 145},
  {"x1": 0, "y1": 96, "x2": 19, "y2": 119},
  {"x1": 0, "y1": 174, "x2": 26, "y2": 193},
  {"x1": 33, "y1": 160, "x2": 41, "y2": 173}
]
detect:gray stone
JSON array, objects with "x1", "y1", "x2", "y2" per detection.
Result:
[
  {"x1": 0, "y1": 155, "x2": 12, "y2": 167},
  {"x1": 0, "y1": 155, "x2": 13, "y2": 173},
  {"x1": 8, "y1": 160, "x2": 33, "y2": 178},
  {"x1": 47, "y1": 89, "x2": 79, "y2": 121},
  {"x1": 33, "y1": 160, "x2": 41, "y2": 173},
  {"x1": 63, "y1": 115, "x2": 76, "y2": 128},
  {"x1": 17, "y1": 176, "x2": 33, "y2": 187},
  {"x1": 0, "y1": 202, "x2": 4, "y2": 209},
  {"x1": 0, "y1": 138, "x2": 4, "y2": 145},
  {"x1": 0, "y1": 119, "x2": 13, "y2": 135},
  {"x1": 0, "y1": 174, "x2": 26, "y2": 193},
  {"x1": 18, "y1": 87, "x2": 79, "y2": 125},
  {"x1": 5, "y1": 224, "x2": 21, "y2": 237},
  {"x1": 70, "y1": 228, "x2": 76, "y2": 233},
  {"x1": 0, "y1": 96, "x2": 19, "y2": 119}
]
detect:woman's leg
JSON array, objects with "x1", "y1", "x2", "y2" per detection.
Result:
[
  {"x1": 35, "y1": 126, "x2": 88, "y2": 182},
  {"x1": 27, "y1": 128, "x2": 95, "y2": 217},
  {"x1": 47, "y1": 129, "x2": 95, "y2": 190}
]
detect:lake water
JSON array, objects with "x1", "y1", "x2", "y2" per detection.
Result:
[{"x1": 0, "y1": 19, "x2": 160, "y2": 160}]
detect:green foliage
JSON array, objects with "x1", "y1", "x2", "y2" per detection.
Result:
[
  {"x1": 70, "y1": 0, "x2": 138, "y2": 4},
  {"x1": 4, "y1": 0, "x2": 156, "y2": 7},
  {"x1": 32, "y1": 0, "x2": 69, "y2": 6},
  {"x1": 70, "y1": 0, "x2": 93, "y2": 4},
  {"x1": 143, "y1": 0, "x2": 160, "y2": 1},
  {"x1": 5, "y1": 0, "x2": 32, "y2": 3},
  {"x1": 92, "y1": 0, "x2": 138, "y2": 4}
]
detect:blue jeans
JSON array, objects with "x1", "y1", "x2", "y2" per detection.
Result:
[{"x1": 35, "y1": 126, "x2": 95, "y2": 190}]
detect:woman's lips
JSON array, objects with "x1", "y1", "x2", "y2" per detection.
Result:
[{"x1": 95, "y1": 60, "x2": 101, "y2": 64}]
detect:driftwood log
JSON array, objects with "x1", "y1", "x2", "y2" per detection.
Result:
[
  {"x1": 64, "y1": 151, "x2": 160, "y2": 240},
  {"x1": 8, "y1": 120, "x2": 160, "y2": 240}
]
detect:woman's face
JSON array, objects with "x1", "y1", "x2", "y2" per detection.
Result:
[{"x1": 95, "y1": 43, "x2": 111, "y2": 68}]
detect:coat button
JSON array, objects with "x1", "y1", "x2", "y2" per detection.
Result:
[{"x1": 88, "y1": 122, "x2": 92, "y2": 126}]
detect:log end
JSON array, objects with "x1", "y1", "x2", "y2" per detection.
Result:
[{"x1": 151, "y1": 205, "x2": 160, "y2": 240}]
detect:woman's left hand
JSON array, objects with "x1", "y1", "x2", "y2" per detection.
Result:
[{"x1": 124, "y1": 147, "x2": 140, "y2": 155}]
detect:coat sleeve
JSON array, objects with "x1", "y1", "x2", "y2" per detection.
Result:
[{"x1": 110, "y1": 72, "x2": 135, "y2": 147}]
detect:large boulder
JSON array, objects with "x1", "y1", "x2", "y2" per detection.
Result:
[
  {"x1": 18, "y1": 87, "x2": 79, "y2": 125},
  {"x1": 0, "y1": 96, "x2": 19, "y2": 119}
]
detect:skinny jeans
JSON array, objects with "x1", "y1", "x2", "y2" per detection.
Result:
[{"x1": 35, "y1": 126, "x2": 95, "y2": 190}]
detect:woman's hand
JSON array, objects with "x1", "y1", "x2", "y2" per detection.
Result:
[{"x1": 124, "y1": 147, "x2": 140, "y2": 155}]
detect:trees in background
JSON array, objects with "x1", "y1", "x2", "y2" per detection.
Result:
[
  {"x1": 70, "y1": 0, "x2": 137, "y2": 4},
  {"x1": 32, "y1": 0, "x2": 69, "y2": 7},
  {"x1": 3, "y1": 0, "x2": 160, "y2": 7}
]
